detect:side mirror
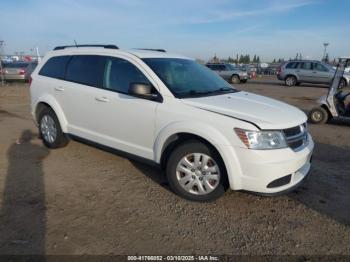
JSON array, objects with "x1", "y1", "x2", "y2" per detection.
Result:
[{"x1": 129, "y1": 82, "x2": 160, "y2": 101}]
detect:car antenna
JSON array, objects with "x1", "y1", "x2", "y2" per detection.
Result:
[{"x1": 74, "y1": 40, "x2": 78, "y2": 48}]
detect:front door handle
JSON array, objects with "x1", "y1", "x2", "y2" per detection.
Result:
[
  {"x1": 95, "y1": 96, "x2": 109, "y2": 102},
  {"x1": 54, "y1": 86, "x2": 64, "y2": 91}
]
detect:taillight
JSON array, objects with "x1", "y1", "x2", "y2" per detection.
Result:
[
  {"x1": 277, "y1": 67, "x2": 282, "y2": 74},
  {"x1": 19, "y1": 68, "x2": 26, "y2": 75},
  {"x1": 28, "y1": 76, "x2": 33, "y2": 86}
]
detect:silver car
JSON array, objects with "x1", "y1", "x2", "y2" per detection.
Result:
[
  {"x1": 277, "y1": 60, "x2": 350, "y2": 87},
  {"x1": 206, "y1": 63, "x2": 249, "y2": 84},
  {"x1": 0, "y1": 62, "x2": 38, "y2": 82}
]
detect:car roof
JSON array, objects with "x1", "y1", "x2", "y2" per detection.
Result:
[
  {"x1": 286, "y1": 60, "x2": 323, "y2": 63},
  {"x1": 48, "y1": 46, "x2": 191, "y2": 60}
]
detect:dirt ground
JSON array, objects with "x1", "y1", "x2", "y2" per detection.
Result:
[{"x1": 0, "y1": 77, "x2": 349, "y2": 256}]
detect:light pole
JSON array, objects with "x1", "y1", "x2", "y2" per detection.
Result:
[
  {"x1": 323, "y1": 43, "x2": 329, "y2": 60},
  {"x1": 0, "y1": 40, "x2": 4, "y2": 86}
]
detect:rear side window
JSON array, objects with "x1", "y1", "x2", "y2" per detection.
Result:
[
  {"x1": 39, "y1": 56, "x2": 70, "y2": 79},
  {"x1": 103, "y1": 57, "x2": 150, "y2": 93},
  {"x1": 65, "y1": 55, "x2": 106, "y2": 87},
  {"x1": 286, "y1": 62, "x2": 298, "y2": 69}
]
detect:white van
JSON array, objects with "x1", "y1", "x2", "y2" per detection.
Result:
[{"x1": 30, "y1": 45, "x2": 314, "y2": 201}]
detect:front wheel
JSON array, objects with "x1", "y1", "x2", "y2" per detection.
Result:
[
  {"x1": 308, "y1": 107, "x2": 329, "y2": 124},
  {"x1": 339, "y1": 78, "x2": 347, "y2": 89},
  {"x1": 166, "y1": 141, "x2": 228, "y2": 202},
  {"x1": 231, "y1": 75, "x2": 240, "y2": 84}
]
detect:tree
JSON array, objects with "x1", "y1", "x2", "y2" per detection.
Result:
[
  {"x1": 253, "y1": 55, "x2": 257, "y2": 63},
  {"x1": 272, "y1": 58, "x2": 276, "y2": 63},
  {"x1": 256, "y1": 56, "x2": 260, "y2": 63}
]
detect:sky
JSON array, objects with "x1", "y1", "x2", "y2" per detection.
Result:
[{"x1": 0, "y1": 0, "x2": 349, "y2": 61}]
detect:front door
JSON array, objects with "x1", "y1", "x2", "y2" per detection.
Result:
[{"x1": 91, "y1": 56, "x2": 159, "y2": 159}]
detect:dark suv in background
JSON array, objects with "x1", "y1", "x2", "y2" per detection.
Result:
[
  {"x1": 277, "y1": 60, "x2": 350, "y2": 87},
  {"x1": 206, "y1": 63, "x2": 249, "y2": 84}
]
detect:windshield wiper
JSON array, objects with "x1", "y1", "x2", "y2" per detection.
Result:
[{"x1": 177, "y1": 87, "x2": 237, "y2": 98}]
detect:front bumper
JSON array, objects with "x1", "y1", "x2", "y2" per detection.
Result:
[{"x1": 225, "y1": 134, "x2": 314, "y2": 194}]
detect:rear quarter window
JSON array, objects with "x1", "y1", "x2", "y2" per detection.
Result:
[{"x1": 39, "y1": 56, "x2": 70, "y2": 79}]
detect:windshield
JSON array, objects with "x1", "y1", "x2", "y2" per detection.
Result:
[
  {"x1": 4, "y1": 63, "x2": 29, "y2": 69},
  {"x1": 143, "y1": 58, "x2": 237, "y2": 98},
  {"x1": 226, "y1": 64, "x2": 237, "y2": 70}
]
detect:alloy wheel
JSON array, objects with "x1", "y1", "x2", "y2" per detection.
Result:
[{"x1": 176, "y1": 153, "x2": 220, "y2": 195}]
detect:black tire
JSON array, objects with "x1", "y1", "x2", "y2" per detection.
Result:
[
  {"x1": 38, "y1": 107, "x2": 69, "y2": 148},
  {"x1": 339, "y1": 78, "x2": 347, "y2": 89},
  {"x1": 308, "y1": 107, "x2": 329, "y2": 124},
  {"x1": 285, "y1": 75, "x2": 297, "y2": 87},
  {"x1": 231, "y1": 75, "x2": 240, "y2": 84},
  {"x1": 241, "y1": 79, "x2": 248, "y2": 84},
  {"x1": 166, "y1": 140, "x2": 228, "y2": 202}
]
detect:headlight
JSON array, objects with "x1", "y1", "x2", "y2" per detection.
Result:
[{"x1": 235, "y1": 128, "x2": 287, "y2": 150}]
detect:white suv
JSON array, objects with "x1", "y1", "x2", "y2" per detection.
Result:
[{"x1": 30, "y1": 45, "x2": 314, "y2": 201}]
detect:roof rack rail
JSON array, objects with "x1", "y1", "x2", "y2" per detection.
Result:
[
  {"x1": 134, "y1": 48, "x2": 166, "y2": 53},
  {"x1": 53, "y1": 44, "x2": 119, "y2": 51}
]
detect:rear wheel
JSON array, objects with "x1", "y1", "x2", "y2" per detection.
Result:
[
  {"x1": 38, "y1": 107, "x2": 69, "y2": 148},
  {"x1": 285, "y1": 76, "x2": 297, "y2": 87},
  {"x1": 231, "y1": 75, "x2": 240, "y2": 84},
  {"x1": 308, "y1": 107, "x2": 329, "y2": 124},
  {"x1": 241, "y1": 79, "x2": 247, "y2": 84},
  {"x1": 166, "y1": 140, "x2": 228, "y2": 202}
]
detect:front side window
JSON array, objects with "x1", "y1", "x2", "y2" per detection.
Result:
[
  {"x1": 103, "y1": 57, "x2": 151, "y2": 93},
  {"x1": 65, "y1": 55, "x2": 106, "y2": 87},
  {"x1": 39, "y1": 56, "x2": 70, "y2": 79},
  {"x1": 313, "y1": 63, "x2": 329, "y2": 72},
  {"x1": 143, "y1": 58, "x2": 236, "y2": 98},
  {"x1": 299, "y1": 62, "x2": 312, "y2": 70}
]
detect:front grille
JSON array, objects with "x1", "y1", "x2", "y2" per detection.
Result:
[
  {"x1": 283, "y1": 123, "x2": 308, "y2": 151},
  {"x1": 283, "y1": 126, "x2": 302, "y2": 137}
]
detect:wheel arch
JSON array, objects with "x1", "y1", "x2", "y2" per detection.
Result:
[
  {"x1": 34, "y1": 96, "x2": 68, "y2": 133},
  {"x1": 154, "y1": 122, "x2": 243, "y2": 190},
  {"x1": 284, "y1": 74, "x2": 298, "y2": 81}
]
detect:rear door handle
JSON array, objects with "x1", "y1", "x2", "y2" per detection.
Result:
[
  {"x1": 54, "y1": 86, "x2": 64, "y2": 91},
  {"x1": 95, "y1": 96, "x2": 109, "y2": 102}
]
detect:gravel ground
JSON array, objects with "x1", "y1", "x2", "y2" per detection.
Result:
[{"x1": 0, "y1": 77, "x2": 349, "y2": 256}]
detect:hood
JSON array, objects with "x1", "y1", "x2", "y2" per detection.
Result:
[{"x1": 182, "y1": 91, "x2": 307, "y2": 130}]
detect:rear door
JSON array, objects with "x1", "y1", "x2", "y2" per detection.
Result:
[
  {"x1": 60, "y1": 55, "x2": 106, "y2": 140},
  {"x1": 297, "y1": 62, "x2": 314, "y2": 82}
]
